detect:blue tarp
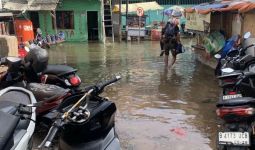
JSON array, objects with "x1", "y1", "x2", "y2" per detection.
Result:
[{"x1": 192, "y1": 3, "x2": 229, "y2": 10}]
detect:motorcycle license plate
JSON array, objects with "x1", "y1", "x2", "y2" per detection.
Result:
[
  {"x1": 223, "y1": 94, "x2": 242, "y2": 100},
  {"x1": 218, "y1": 132, "x2": 250, "y2": 146}
]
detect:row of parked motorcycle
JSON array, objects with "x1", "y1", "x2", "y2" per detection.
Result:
[
  {"x1": 0, "y1": 46, "x2": 121, "y2": 149},
  {"x1": 215, "y1": 32, "x2": 255, "y2": 150}
]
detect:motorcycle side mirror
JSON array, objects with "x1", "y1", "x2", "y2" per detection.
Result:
[
  {"x1": 221, "y1": 68, "x2": 234, "y2": 73},
  {"x1": 24, "y1": 46, "x2": 30, "y2": 52},
  {"x1": 243, "y1": 32, "x2": 251, "y2": 39},
  {"x1": 214, "y1": 54, "x2": 221, "y2": 59}
]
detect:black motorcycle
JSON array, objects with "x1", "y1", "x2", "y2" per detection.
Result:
[
  {"x1": 38, "y1": 76, "x2": 121, "y2": 150},
  {"x1": 216, "y1": 72, "x2": 255, "y2": 150}
]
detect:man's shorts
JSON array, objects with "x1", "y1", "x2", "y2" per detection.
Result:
[{"x1": 163, "y1": 38, "x2": 177, "y2": 56}]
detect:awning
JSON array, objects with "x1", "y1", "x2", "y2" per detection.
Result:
[
  {"x1": 185, "y1": 0, "x2": 255, "y2": 14},
  {"x1": 113, "y1": 1, "x2": 163, "y2": 13},
  {"x1": 0, "y1": 13, "x2": 13, "y2": 17},
  {"x1": 4, "y1": 0, "x2": 59, "y2": 11}
]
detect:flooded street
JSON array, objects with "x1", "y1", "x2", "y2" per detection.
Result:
[{"x1": 48, "y1": 39, "x2": 219, "y2": 150}]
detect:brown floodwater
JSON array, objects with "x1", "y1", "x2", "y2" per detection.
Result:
[{"x1": 44, "y1": 39, "x2": 219, "y2": 150}]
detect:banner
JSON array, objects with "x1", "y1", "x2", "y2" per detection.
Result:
[
  {"x1": 203, "y1": 31, "x2": 225, "y2": 54},
  {"x1": 185, "y1": 12, "x2": 211, "y2": 32}
]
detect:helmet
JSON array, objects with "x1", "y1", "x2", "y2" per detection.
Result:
[{"x1": 24, "y1": 46, "x2": 48, "y2": 73}]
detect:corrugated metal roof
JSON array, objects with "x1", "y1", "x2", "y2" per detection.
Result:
[{"x1": 4, "y1": 0, "x2": 59, "y2": 11}]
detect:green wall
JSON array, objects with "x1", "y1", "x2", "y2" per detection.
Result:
[
  {"x1": 121, "y1": 5, "x2": 192, "y2": 27},
  {"x1": 38, "y1": 0, "x2": 102, "y2": 42}
]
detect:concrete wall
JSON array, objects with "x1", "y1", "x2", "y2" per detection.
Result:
[{"x1": 38, "y1": 0, "x2": 103, "y2": 42}]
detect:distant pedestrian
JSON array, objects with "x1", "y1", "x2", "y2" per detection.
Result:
[{"x1": 163, "y1": 18, "x2": 180, "y2": 68}]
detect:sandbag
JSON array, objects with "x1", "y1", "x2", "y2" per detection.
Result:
[{"x1": 0, "y1": 35, "x2": 18, "y2": 57}]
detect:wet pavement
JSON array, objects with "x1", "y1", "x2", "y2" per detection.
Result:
[{"x1": 46, "y1": 39, "x2": 219, "y2": 150}]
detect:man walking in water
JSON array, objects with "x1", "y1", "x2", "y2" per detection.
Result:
[{"x1": 162, "y1": 17, "x2": 180, "y2": 68}]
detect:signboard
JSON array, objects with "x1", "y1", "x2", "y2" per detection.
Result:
[
  {"x1": 137, "y1": 7, "x2": 144, "y2": 17},
  {"x1": 203, "y1": 31, "x2": 225, "y2": 54},
  {"x1": 186, "y1": 12, "x2": 211, "y2": 32}
]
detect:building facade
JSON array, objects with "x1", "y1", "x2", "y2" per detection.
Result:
[
  {"x1": 36, "y1": 0, "x2": 103, "y2": 42},
  {"x1": 4, "y1": 0, "x2": 106, "y2": 42}
]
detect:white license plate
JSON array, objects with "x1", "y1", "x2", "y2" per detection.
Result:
[
  {"x1": 223, "y1": 94, "x2": 242, "y2": 100},
  {"x1": 218, "y1": 132, "x2": 250, "y2": 146}
]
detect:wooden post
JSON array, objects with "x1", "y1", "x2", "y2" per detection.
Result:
[
  {"x1": 119, "y1": 0, "x2": 122, "y2": 42},
  {"x1": 126, "y1": 0, "x2": 128, "y2": 42},
  {"x1": 138, "y1": 16, "x2": 141, "y2": 42},
  {"x1": 52, "y1": 11, "x2": 58, "y2": 35}
]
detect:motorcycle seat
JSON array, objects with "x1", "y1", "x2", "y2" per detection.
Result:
[
  {"x1": 217, "y1": 97, "x2": 255, "y2": 107},
  {"x1": 43, "y1": 65, "x2": 77, "y2": 77},
  {"x1": 27, "y1": 83, "x2": 69, "y2": 102},
  {"x1": 0, "y1": 111, "x2": 19, "y2": 150},
  {"x1": 0, "y1": 91, "x2": 31, "y2": 105}
]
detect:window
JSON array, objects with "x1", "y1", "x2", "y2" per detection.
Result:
[{"x1": 53, "y1": 11, "x2": 74, "y2": 29}]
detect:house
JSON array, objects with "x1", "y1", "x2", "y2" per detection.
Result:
[{"x1": 3, "y1": 0, "x2": 114, "y2": 42}]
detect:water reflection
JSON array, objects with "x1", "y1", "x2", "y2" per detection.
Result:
[{"x1": 49, "y1": 40, "x2": 219, "y2": 150}]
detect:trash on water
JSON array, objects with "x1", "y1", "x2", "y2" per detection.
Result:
[{"x1": 170, "y1": 128, "x2": 187, "y2": 138}]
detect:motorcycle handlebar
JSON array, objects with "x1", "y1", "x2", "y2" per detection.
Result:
[
  {"x1": 242, "y1": 44, "x2": 255, "y2": 53},
  {"x1": 84, "y1": 76, "x2": 121, "y2": 95},
  {"x1": 235, "y1": 72, "x2": 255, "y2": 87},
  {"x1": 97, "y1": 76, "x2": 121, "y2": 91},
  {"x1": 38, "y1": 118, "x2": 62, "y2": 148}
]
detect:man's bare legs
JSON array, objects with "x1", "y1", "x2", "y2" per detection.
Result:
[
  {"x1": 164, "y1": 54, "x2": 169, "y2": 68},
  {"x1": 169, "y1": 50, "x2": 177, "y2": 68}
]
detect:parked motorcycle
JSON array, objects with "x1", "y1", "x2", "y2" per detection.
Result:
[
  {"x1": 216, "y1": 71, "x2": 255, "y2": 150},
  {"x1": 0, "y1": 46, "x2": 81, "y2": 92},
  {"x1": 0, "y1": 86, "x2": 37, "y2": 150},
  {"x1": 0, "y1": 54, "x2": 80, "y2": 117},
  {"x1": 216, "y1": 42, "x2": 255, "y2": 98},
  {"x1": 38, "y1": 76, "x2": 121, "y2": 150},
  {"x1": 215, "y1": 32, "x2": 252, "y2": 76}
]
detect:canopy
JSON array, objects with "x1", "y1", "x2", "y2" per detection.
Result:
[
  {"x1": 185, "y1": 0, "x2": 255, "y2": 14},
  {"x1": 113, "y1": 1, "x2": 163, "y2": 13},
  {"x1": 4, "y1": 0, "x2": 59, "y2": 11}
]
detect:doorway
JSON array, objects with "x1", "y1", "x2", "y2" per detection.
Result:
[
  {"x1": 87, "y1": 11, "x2": 99, "y2": 41},
  {"x1": 29, "y1": 12, "x2": 40, "y2": 34}
]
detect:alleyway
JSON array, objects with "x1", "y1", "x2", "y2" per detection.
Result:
[{"x1": 45, "y1": 39, "x2": 219, "y2": 150}]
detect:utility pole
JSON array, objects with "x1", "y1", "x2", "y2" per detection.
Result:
[
  {"x1": 125, "y1": 0, "x2": 128, "y2": 42},
  {"x1": 119, "y1": 0, "x2": 122, "y2": 42}
]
